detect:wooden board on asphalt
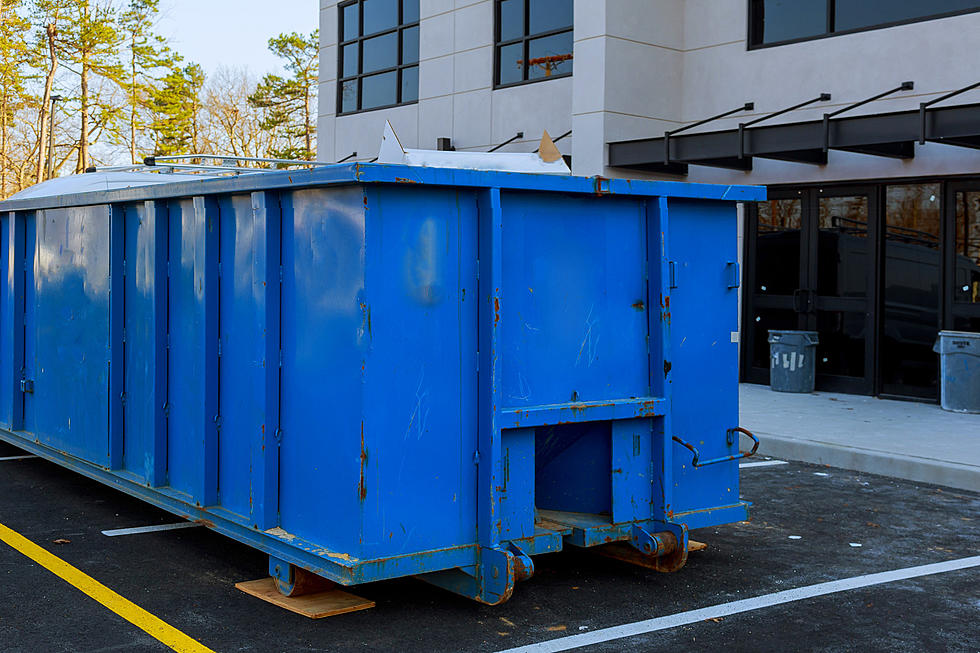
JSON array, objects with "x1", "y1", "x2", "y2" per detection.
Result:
[{"x1": 235, "y1": 578, "x2": 375, "y2": 619}]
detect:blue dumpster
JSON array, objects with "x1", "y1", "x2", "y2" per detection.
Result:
[{"x1": 0, "y1": 164, "x2": 764, "y2": 605}]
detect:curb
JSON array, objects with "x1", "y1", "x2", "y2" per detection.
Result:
[{"x1": 755, "y1": 432, "x2": 980, "y2": 493}]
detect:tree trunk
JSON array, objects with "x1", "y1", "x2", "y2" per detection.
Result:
[
  {"x1": 36, "y1": 23, "x2": 57, "y2": 183},
  {"x1": 304, "y1": 85, "x2": 312, "y2": 158},
  {"x1": 130, "y1": 34, "x2": 137, "y2": 164}
]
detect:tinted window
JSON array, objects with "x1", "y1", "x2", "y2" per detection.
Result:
[
  {"x1": 835, "y1": 0, "x2": 980, "y2": 31},
  {"x1": 528, "y1": 0, "x2": 573, "y2": 33},
  {"x1": 527, "y1": 32, "x2": 573, "y2": 80},
  {"x1": 362, "y1": 32, "x2": 398, "y2": 73},
  {"x1": 750, "y1": 0, "x2": 827, "y2": 44},
  {"x1": 362, "y1": 71, "x2": 398, "y2": 110},
  {"x1": 499, "y1": 0, "x2": 524, "y2": 41},
  {"x1": 750, "y1": 0, "x2": 980, "y2": 46},
  {"x1": 338, "y1": 0, "x2": 419, "y2": 114},
  {"x1": 495, "y1": 0, "x2": 573, "y2": 87},
  {"x1": 363, "y1": 0, "x2": 399, "y2": 35}
]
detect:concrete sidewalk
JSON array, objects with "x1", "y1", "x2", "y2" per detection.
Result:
[{"x1": 739, "y1": 383, "x2": 980, "y2": 491}]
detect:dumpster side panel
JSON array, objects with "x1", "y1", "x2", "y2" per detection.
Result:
[
  {"x1": 667, "y1": 199, "x2": 740, "y2": 514},
  {"x1": 33, "y1": 206, "x2": 111, "y2": 464},
  {"x1": 123, "y1": 202, "x2": 168, "y2": 485},
  {"x1": 279, "y1": 186, "x2": 366, "y2": 551},
  {"x1": 167, "y1": 198, "x2": 213, "y2": 500},
  {"x1": 217, "y1": 194, "x2": 266, "y2": 519},
  {"x1": 0, "y1": 214, "x2": 11, "y2": 427},
  {"x1": 359, "y1": 185, "x2": 479, "y2": 558},
  {"x1": 22, "y1": 213, "x2": 36, "y2": 436},
  {"x1": 499, "y1": 193, "x2": 648, "y2": 408}
]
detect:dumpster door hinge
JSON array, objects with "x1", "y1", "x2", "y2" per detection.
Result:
[
  {"x1": 279, "y1": 264, "x2": 284, "y2": 284},
  {"x1": 217, "y1": 261, "x2": 222, "y2": 279},
  {"x1": 20, "y1": 378, "x2": 33, "y2": 394},
  {"x1": 121, "y1": 327, "x2": 126, "y2": 344},
  {"x1": 473, "y1": 450, "x2": 480, "y2": 464},
  {"x1": 669, "y1": 261, "x2": 678, "y2": 289},
  {"x1": 121, "y1": 260, "x2": 126, "y2": 277},
  {"x1": 214, "y1": 414, "x2": 222, "y2": 431},
  {"x1": 217, "y1": 339, "x2": 222, "y2": 358},
  {"x1": 120, "y1": 391, "x2": 126, "y2": 406}
]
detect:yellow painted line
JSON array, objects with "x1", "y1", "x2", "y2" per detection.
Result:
[{"x1": 0, "y1": 521, "x2": 216, "y2": 653}]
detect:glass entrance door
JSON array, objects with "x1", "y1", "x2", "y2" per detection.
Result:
[
  {"x1": 807, "y1": 189, "x2": 877, "y2": 394},
  {"x1": 743, "y1": 188, "x2": 876, "y2": 393},
  {"x1": 948, "y1": 183, "x2": 980, "y2": 333},
  {"x1": 745, "y1": 179, "x2": 979, "y2": 401},
  {"x1": 880, "y1": 184, "x2": 942, "y2": 399},
  {"x1": 743, "y1": 191, "x2": 806, "y2": 384}
]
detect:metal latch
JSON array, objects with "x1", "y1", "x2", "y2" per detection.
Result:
[
  {"x1": 726, "y1": 261, "x2": 740, "y2": 289},
  {"x1": 671, "y1": 427, "x2": 759, "y2": 468},
  {"x1": 20, "y1": 379, "x2": 34, "y2": 394}
]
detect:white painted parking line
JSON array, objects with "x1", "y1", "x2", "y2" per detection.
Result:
[
  {"x1": 0, "y1": 455, "x2": 37, "y2": 462},
  {"x1": 102, "y1": 522, "x2": 203, "y2": 537},
  {"x1": 740, "y1": 460, "x2": 788, "y2": 469},
  {"x1": 497, "y1": 555, "x2": 980, "y2": 653}
]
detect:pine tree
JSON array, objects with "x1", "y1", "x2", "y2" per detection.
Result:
[
  {"x1": 57, "y1": 0, "x2": 124, "y2": 172},
  {"x1": 149, "y1": 61, "x2": 204, "y2": 156},
  {"x1": 248, "y1": 30, "x2": 318, "y2": 161},
  {"x1": 0, "y1": 0, "x2": 33, "y2": 195},
  {"x1": 119, "y1": 0, "x2": 171, "y2": 163}
]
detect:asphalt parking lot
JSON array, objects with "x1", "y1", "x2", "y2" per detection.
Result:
[{"x1": 1, "y1": 438, "x2": 977, "y2": 653}]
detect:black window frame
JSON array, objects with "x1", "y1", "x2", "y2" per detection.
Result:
[
  {"x1": 494, "y1": 0, "x2": 574, "y2": 89},
  {"x1": 747, "y1": 0, "x2": 980, "y2": 49},
  {"x1": 337, "y1": 0, "x2": 420, "y2": 116}
]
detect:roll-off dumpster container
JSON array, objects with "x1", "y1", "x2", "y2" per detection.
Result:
[{"x1": 0, "y1": 164, "x2": 764, "y2": 604}]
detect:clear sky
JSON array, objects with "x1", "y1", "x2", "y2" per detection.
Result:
[{"x1": 157, "y1": 1, "x2": 319, "y2": 76}]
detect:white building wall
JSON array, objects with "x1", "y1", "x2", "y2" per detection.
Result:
[
  {"x1": 672, "y1": 1, "x2": 980, "y2": 185},
  {"x1": 318, "y1": 0, "x2": 572, "y2": 164},
  {"x1": 319, "y1": 0, "x2": 980, "y2": 182}
]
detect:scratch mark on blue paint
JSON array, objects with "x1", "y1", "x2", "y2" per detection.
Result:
[
  {"x1": 405, "y1": 367, "x2": 430, "y2": 441},
  {"x1": 575, "y1": 305, "x2": 600, "y2": 367}
]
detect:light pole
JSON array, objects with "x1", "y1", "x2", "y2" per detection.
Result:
[{"x1": 45, "y1": 95, "x2": 62, "y2": 181}]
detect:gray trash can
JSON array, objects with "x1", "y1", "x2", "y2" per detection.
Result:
[
  {"x1": 768, "y1": 330, "x2": 820, "y2": 393},
  {"x1": 933, "y1": 331, "x2": 980, "y2": 414}
]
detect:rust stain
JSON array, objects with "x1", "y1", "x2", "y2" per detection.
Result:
[
  {"x1": 194, "y1": 519, "x2": 215, "y2": 528},
  {"x1": 395, "y1": 177, "x2": 421, "y2": 184},
  {"x1": 494, "y1": 297, "x2": 500, "y2": 325},
  {"x1": 358, "y1": 422, "x2": 368, "y2": 501},
  {"x1": 632, "y1": 301, "x2": 645, "y2": 311},
  {"x1": 663, "y1": 360, "x2": 672, "y2": 377}
]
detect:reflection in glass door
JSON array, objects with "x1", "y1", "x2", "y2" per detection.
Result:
[
  {"x1": 744, "y1": 180, "x2": 977, "y2": 400},
  {"x1": 881, "y1": 184, "x2": 942, "y2": 398},
  {"x1": 743, "y1": 193, "x2": 805, "y2": 383},
  {"x1": 810, "y1": 192, "x2": 875, "y2": 393},
  {"x1": 949, "y1": 186, "x2": 980, "y2": 333}
]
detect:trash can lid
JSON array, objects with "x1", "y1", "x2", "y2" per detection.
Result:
[
  {"x1": 938, "y1": 330, "x2": 980, "y2": 339},
  {"x1": 767, "y1": 330, "x2": 819, "y2": 344}
]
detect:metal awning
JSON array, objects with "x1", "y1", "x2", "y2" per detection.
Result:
[{"x1": 609, "y1": 101, "x2": 980, "y2": 176}]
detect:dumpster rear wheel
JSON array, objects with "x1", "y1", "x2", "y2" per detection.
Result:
[
  {"x1": 269, "y1": 558, "x2": 336, "y2": 597},
  {"x1": 595, "y1": 525, "x2": 690, "y2": 572},
  {"x1": 274, "y1": 566, "x2": 336, "y2": 597}
]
